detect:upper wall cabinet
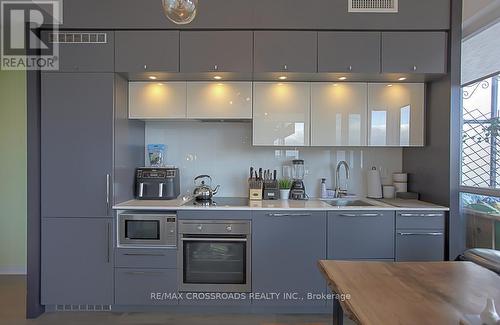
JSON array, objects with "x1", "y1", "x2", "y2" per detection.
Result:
[
  {"x1": 368, "y1": 83, "x2": 425, "y2": 147},
  {"x1": 115, "y1": 31, "x2": 179, "y2": 73},
  {"x1": 318, "y1": 32, "x2": 380, "y2": 74},
  {"x1": 382, "y1": 32, "x2": 447, "y2": 74},
  {"x1": 180, "y1": 31, "x2": 253, "y2": 73},
  {"x1": 187, "y1": 82, "x2": 252, "y2": 119},
  {"x1": 253, "y1": 82, "x2": 310, "y2": 146},
  {"x1": 311, "y1": 83, "x2": 367, "y2": 146},
  {"x1": 253, "y1": 31, "x2": 317, "y2": 73},
  {"x1": 41, "y1": 31, "x2": 114, "y2": 72},
  {"x1": 129, "y1": 82, "x2": 187, "y2": 119}
]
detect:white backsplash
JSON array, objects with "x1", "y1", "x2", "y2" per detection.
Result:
[{"x1": 145, "y1": 121, "x2": 403, "y2": 198}]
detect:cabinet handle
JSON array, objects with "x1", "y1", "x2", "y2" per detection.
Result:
[
  {"x1": 400, "y1": 213, "x2": 443, "y2": 217},
  {"x1": 106, "y1": 174, "x2": 110, "y2": 208},
  {"x1": 397, "y1": 232, "x2": 443, "y2": 236},
  {"x1": 123, "y1": 253, "x2": 166, "y2": 257},
  {"x1": 283, "y1": 64, "x2": 288, "y2": 71},
  {"x1": 125, "y1": 271, "x2": 165, "y2": 276},
  {"x1": 339, "y1": 213, "x2": 381, "y2": 217},
  {"x1": 213, "y1": 64, "x2": 218, "y2": 71},
  {"x1": 413, "y1": 65, "x2": 417, "y2": 71},
  {"x1": 106, "y1": 222, "x2": 111, "y2": 263},
  {"x1": 143, "y1": 64, "x2": 147, "y2": 70},
  {"x1": 267, "y1": 213, "x2": 312, "y2": 217},
  {"x1": 348, "y1": 65, "x2": 353, "y2": 71}
]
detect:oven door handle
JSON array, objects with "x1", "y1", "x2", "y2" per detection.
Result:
[{"x1": 181, "y1": 237, "x2": 247, "y2": 242}]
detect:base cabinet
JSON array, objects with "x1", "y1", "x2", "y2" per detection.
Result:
[
  {"x1": 41, "y1": 218, "x2": 113, "y2": 305},
  {"x1": 115, "y1": 268, "x2": 178, "y2": 305},
  {"x1": 252, "y1": 211, "x2": 327, "y2": 306}
]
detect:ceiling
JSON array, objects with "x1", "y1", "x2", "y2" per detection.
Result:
[{"x1": 462, "y1": 0, "x2": 500, "y2": 38}]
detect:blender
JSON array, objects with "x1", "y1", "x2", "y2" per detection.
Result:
[{"x1": 289, "y1": 159, "x2": 307, "y2": 200}]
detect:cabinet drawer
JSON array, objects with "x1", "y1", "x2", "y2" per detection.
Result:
[
  {"x1": 396, "y1": 230, "x2": 445, "y2": 261},
  {"x1": 396, "y1": 212, "x2": 445, "y2": 229},
  {"x1": 115, "y1": 248, "x2": 177, "y2": 269},
  {"x1": 328, "y1": 211, "x2": 395, "y2": 259},
  {"x1": 177, "y1": 210, "x2": 251, "y2": 220},
  {"x1": 115, "y1": 268, "x2": 178, "y2": 305}
]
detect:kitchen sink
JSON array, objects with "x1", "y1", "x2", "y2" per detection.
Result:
[{"x1": 322, "y1": 199, "x2": 375, "y2": 207}]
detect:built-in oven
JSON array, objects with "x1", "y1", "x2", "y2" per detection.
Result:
[
  {"x1": 178, "y1": 220, "x2": 251, "y2": 292},
  {"x1": 118, "y1": 212, "x2": 177, "y2": 247}
]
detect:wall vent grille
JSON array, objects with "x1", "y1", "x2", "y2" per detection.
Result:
[
  {"x1": 55, "y1": 304, "x2": 111, "y2": 312},
  {"x1": 48, "y1": 32, "x2": 107, "y2": 44},
  {"x1": 348, "y1": 0, "x2": 398, "y2": 12}
]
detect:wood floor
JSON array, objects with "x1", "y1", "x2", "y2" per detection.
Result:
[{"x1": 0, "y1": 275, "x2": 334, "y2": 325}]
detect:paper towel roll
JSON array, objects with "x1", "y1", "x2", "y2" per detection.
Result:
[{"x1": 367, "y1": 167, "x2": 383, "y2": 199}]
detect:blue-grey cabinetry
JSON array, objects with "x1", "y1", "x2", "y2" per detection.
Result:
[
  {"x1": 252, "y1": 211, "x2": 327, "y2": 306},
  {"x1": 41, "y1": 218, "x2": 113, "y2": 305},
  {"x1": 381, "y1": 32, "x2": 447, "y2": 74},
  {"x1": 115, "y1": 30, "x2": 179, "y2": 72},
  {"x1": 41, "y1": 30, "x2": 114, "y2": 72},
  {"x1": 328, "y1": 211, "x2": 395, "y2": 260},
  {"x1": 396, "y1": 211, "x2": 445, "y2": 261},
  {"x1": 318, "y1": 32, "x2": 381, "y2": 74},
  {"x1": 253, "y1": 31, "x2": 317, "y2": 73},
  {"x1": 41, "y1": 73, "x2": 113, "y2": 218},
  {"x1": 180, "y1": 31, "x2": 253, "y2": 74},
  {"x1": 114, "y1": 248, "x2": 178, "y2": 305}
]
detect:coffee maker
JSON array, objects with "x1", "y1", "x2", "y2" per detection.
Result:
[{"x1": 289, "y1": 159, "x2": 307, "y2": 200}]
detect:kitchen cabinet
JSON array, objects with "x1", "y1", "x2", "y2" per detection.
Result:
[
  {"x1": 180, "y1": 31, "x2": 253, "y2": 73},
  {"x1": 253, "y1": 31, "x2": 317, "y2": 73},
  {"x1": 128, "y1": 82, "x2": 187, "y2": 119},
  {"x1": 328, "y1": 211, "x2": 395, "y2": 260},
  {"x1": 311, "y1": 82, "x2": 367, "y2": 146},
  {"x1": 381, "y1": 32, "x2": 447, "y2": 74},
  {"x1": 253, "y1": 82, "x2": 310, "y2": 146},
  {"x1": 396, "y1": 211, "x2": 445, "y2": 261},
  {"x1": 252, "y1": 211, "x2": 327, "y2": 306},
  {"x1": 318, "y1": 32, "x2": 380, "y2": 73},
  {"x1": 115, "y1": 31, "x2": 179, "y2": 73},
  {"x1": 187, "y1": 82, "x2": 252, "y2": 119},
  {"x1": 41, "y1": 31, "x2": 114, "y2": 72},
  {"x1": 41, "y1": 73, "x2": 113, "y2": 218},
  {"x1": 41, "y1": 218, "x2": 113, "y2": 305},
  {"x1": 115, "y1": 268, "x2": 178, "y2": 305},
  {"x1": 367, "y1": 83, "x2": 425, "y2": 147}
]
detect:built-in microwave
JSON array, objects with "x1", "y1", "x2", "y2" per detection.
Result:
[{"x1": 118, "y1": 213, "x2": 177, "y2": 248}]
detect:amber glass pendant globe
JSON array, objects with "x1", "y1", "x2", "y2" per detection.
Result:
[{"x1": 162, "y1": 0, "x2": 198, "y2": 25}]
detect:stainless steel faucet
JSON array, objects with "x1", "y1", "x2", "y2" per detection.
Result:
[{"x1": 334, "y1": 161, "x2": 350, "y2": 198}]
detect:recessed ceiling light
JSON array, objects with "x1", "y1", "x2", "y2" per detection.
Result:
[
  {"x1": 398, "y1": 77, "x2": 407, "y2": 81},
  {"x1": 148, "y1": 76, "x2": 157, "y2": 80},
  {"x1": 213, "y1": 75, "x2": 222, "y2": 80},
  {"x1": 278, "y1": 76, "x2": 287, "y2": 80},
  {"x1": 338, "y1": 76, "x2": 347, "y2": 81}
]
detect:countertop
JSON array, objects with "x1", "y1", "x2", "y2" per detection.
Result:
[{"x1": 113, "y1": 197, "x2": 449, "y2": 211}]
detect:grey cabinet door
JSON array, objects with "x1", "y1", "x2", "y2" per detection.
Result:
[
  {"x1": 381, "y1": 32, "x2": 447, "y2": 74},
  {"x1": 252, "y1": 211, "x2": 327, "y2": 306},
  {"x1": 180, "y1": 31, "x2": 253, "y2": 73},
  {"x1": 253, "y1": 31, "x2": 317, "y2": 73},
  {"x1": 328, "y1": 211, "x2": 395, "y2": 260},
  {"x1": 396, "y1": 230, "x2": 445, "y2": 261},
  {"x1": 41, "y1": 31, "x2": 114, "y2": 72},
  {"x1": 318, "y1": 32, "x2": 380, "y2": 73},
  {"x1": 115, "y1": 31, "x2": 179, "y2": 72},
  {"x1": 41, "y1": 218, "x2": 113, "y2": 305},
  {"x1": 41, "y1": 73, "x2": 113, "y2": 218},
  {"x1": 115, "y1": 268, "x2": 178, "y2": 305}
]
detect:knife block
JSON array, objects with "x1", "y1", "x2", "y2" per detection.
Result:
[{"x1": 263, "y1": 180, "x2": 279, "y2": 200}]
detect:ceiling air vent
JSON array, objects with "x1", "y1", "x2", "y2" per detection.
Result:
[
  {"x1": 48, "y1": 32, "x2": 107, "y2": 44},
  {"x1": 348, "y1": 0, "x2": 398, "y2": 13}
]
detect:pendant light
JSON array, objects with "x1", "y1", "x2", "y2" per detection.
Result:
[{"x1": 162, "y1": 0, "x2": 198, "y2": 25}]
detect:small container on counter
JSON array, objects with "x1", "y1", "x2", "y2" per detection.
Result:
[
  {"x1": 320, "y1": 178, "x2": 327, "y2": 199},
  {"x1": 382, "y1": 185, "x2": 396, "y2": 199}
]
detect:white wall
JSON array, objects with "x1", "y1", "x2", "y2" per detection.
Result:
[{"x1": 145, "y1": 121, "x2": 403, "y2": 198}]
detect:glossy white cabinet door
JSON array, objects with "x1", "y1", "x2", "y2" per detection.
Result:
[
  {"x1": 311, "y1": 83, "x2": 367, "y2": 146},
  {"x1": 129, "y1": 82, "x2": 187, "y2": 119},
  {"x1": 368, "y1": 83, "x2": 425, "y2": 147},
  {"x1": 187, "y1": 82, "x2": 252, "y2": 119},
  {"x1": 253, "y1": 82, "x2": 310, "y2": 146}
]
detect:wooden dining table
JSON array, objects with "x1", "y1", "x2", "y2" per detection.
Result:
[{"x1": 318, "y1": 260, "x2": 500, "y2": 325}]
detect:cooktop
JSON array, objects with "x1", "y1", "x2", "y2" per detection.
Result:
[{"x1": 190, "y1": 197, "x2": 250, "y2": 207}]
